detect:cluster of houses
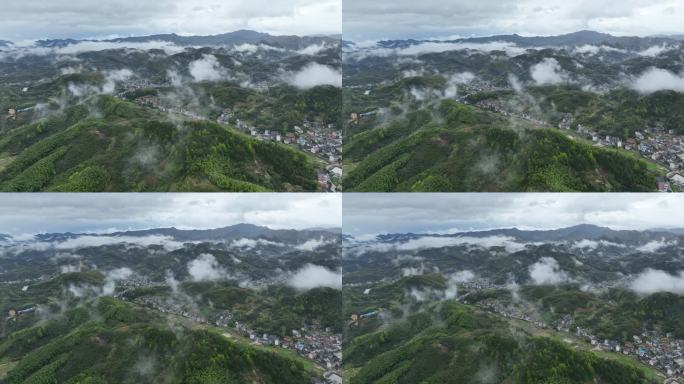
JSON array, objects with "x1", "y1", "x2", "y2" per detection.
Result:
[
  {"x1": 575, "y1": 326, "x2": 684, "y2": 381},
  {"x1": 456, "y1": 279, "x2": 683, "y2": 382},
  {"x1": 460, "y1": 84, "x2": 684, "y2": 192},
  {"x1": 131, "y1": 295, "x2": 209, "y2": 324},
  {"x1": 575, "y1": 124, "x2": 684, "y2": 191},
  {"x1": 225, "y1": 110, "x2": 343, "y2": 192},
  {"x1": 133, "y1": 95, "x2": 207, "y2": 121},
  {"x1": 232, "y1": 320, "x2": 342, "y2": 384},
  {"x1": 128, "y1": 291, "x2": 342, "y2": 384}
]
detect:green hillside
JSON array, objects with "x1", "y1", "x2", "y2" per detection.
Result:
[
  {"x1": 344, "y1": 100, "x2": 662, "y2": 191},
  {"x1": 0, "y1": 296, "x2": 314, "y2": 384},
  {"x1": 344, "y1": 300, "x2": 658, "y2": 384},
  {"x1": 0, "y1": 95, "x2": 318, "y2": 191}
]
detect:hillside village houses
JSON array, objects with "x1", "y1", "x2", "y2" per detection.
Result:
[
  {"x1": 453, "y1": 81, "x2": 684, "y2": 192},
  {"x1": 450, "y1": 277, "x2": 684, "y2": 382},
  {"x1": 123, "y1": 288, "x2": 342, "y2": 383},
  {"x1": 228, "y1": 112, "x2": 343, "y2": 192},
  {"x1": 112, "y1": 78, "x2": 343, "y2": 192}
]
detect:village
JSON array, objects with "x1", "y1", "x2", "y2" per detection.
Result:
[
  {"x1": 115, "y1": 78, "x2": 343, "y2": 192},
  {"x1": 454, "y1": 279, "x2": 684, "y2": 384},
  {"x1": 453, "y1": 86, "x2": 684, "y2": 192},
  {"x1": 219, "y1": 108, "x2": 343, "y2": 192},
  {"x1": 124, "y1": 288, "x2": 342, "y2": 384}
]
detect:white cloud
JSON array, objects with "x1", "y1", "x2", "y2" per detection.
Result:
[
  {"x1": 572, "y1": 45, "x2": 625, "y2": 55},
  {"x1": 630, "y1": 269, "x2": 684, "y2": 295},
  {"x1": 287, "y1": 264, "x2": 342, "y2": 290},
  {"x1": 348, "y1": 41, "x2": 527, "y2": 59},
  {"x1": 395, "y1": 235, "x2": 528, "y2": 253},
  {"x1": 0, "y1": 0, "x2": 341, "y2": 41},
  {"x1": 106, "y1": 267, "x2": 133, "y2": 280},
  {"x1": 285, "y1": 63, "x2": 342, "y2": 88},
  {"x1": 0, "y1": 193, "x2": 341, "y2": 236},
  {"x1": 631, "y1": 67, "x2": 684, "y2": 94},
  {"x1": 230, "y1": 238, "x2": 284, "y2": 249},
  {"x1": 0, "y1": 41, "x2": 186, "y2": 61},
  {"x1": 187, "y1": 253, "x2": 230, "y2": 281},
  {"x1": 189, "y1": 54, "x2": 226, "y2": 82},
  {"x1": 60, "y1": 264, "x2": 82, "y2": 274},
  {"x1": 636, "y1": 238, "x2": 677, "y2": 253},
  {"x1": 298, "y1": 43, "x2": 330, "y2": 55},
  {"x1": 571, "y1": 239, "x2": 625, "y2": 250},
  {"x1": 530, "y1": 58, "x2": 570, "y2": 85},
  {"x1": 638, "y1": 45, "x2": 672, "y2": 57},
  {"x1": 55, "y1": 235, "x2": 186, "y2": 251},
  {"x1": 529, "y1": 257, "x2": 570, "y2": 285},
  {"x1": 295, "y1": 237, "x2": 330, "y2": 251},
  {"x1": 444, "y1": 270, "x2": 475, "y2": 299}
]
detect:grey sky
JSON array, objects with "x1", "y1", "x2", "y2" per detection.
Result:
[
  {"x1": 0, "y1": 0, "x2": 341, "y2": 42},
  {"x1": 343, "y1": 193, "x2": 684, "y2": 236},
  {"x1": 0, "y1": 193, "x2": 340, "y2": 236},
  {"x1": 344, "y1": 0, "x2": 684, "y2": 41}
]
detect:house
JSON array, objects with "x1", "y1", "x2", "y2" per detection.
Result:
[
  {"x1": 324, "y1": 372, "x2": 342, "y2": 384},
  {"x1": 330, "y1": 167, "x2": 342, "y2": 178}
]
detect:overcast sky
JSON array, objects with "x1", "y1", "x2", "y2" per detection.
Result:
[
  {"x1": 344, "y1": 193, "x2": 684, "y2": 236},
  {"x1": 0, "y1": 0, "x2": 341, "y2": 42},
  {"x1": 0, "y1": 194, "x2": 340, "y2": 236},
  {"x1": 344, "y1": 0, "x2": 684, "y2": 41}
]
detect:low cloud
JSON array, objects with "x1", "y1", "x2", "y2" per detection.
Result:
[
  {"x1": 530, "y1": 58, "x2": 570, "y2": 85},
  {"x1": 187, "y1": 253, "x2": 230, "y2": 281},
  {"x1": 630, "y1": 67, "x2": 684, "y2": 94},
  {"x1": 298, "y1": 43, "x2": 330, "y2": 55},
  {"x1": 572, "y1": 45, "x2": 625, "y2": 55},
  {"x1": 232, "y1": 43, "x2": 284, "y2": 54},
  {"x1": 571, "y1": 239, "x2": 625, "y2": 250},
  {"x1": 638, "y1": 45, "x2": 673, "y2": 57},
  {"x1": 67, "y1": 68, "x2": 134, "y2": 97},
  {"x1": 230, "y1": 238, "x2": 284, "y2": 249},
  {"x1": 295, "y1": 237, "x2": 330, "y2": 251},
  {"x1": 390, "y1": 41, "x2": 526, "y2": 57},
  {"x1": 285, "y1": 63, "x2": 341, "y2": 88},
  {"x1": 287, "y1": 264, "x2": 342, "y2": 290},
  {"x1": 395, "y1": 235, "x2": 528, "y2": 253},
  {"x1": 0, "y1": 41, "x2": 185, "y2": 61},
  {"x1": 189, "y1": 54, "x2": 226, "y2": 82},
  {"x1": 106, "y1": 267, "x2": 133, "y2": 281},
  {"x1": 444, "y1": 270, "x2": 475, "y2": 299},
  {"x1": 636, "y1": 238, "x2": 677, "y2": 253},
  {"x1": 630, "y1": 269, "x2": 684, "y2": 295},
  {"x1": 529, "y1": 257, "x2": 570, "y2": 285},
  {"x1": 56, "y1": 235, "x2": 186, "y2": 251}
]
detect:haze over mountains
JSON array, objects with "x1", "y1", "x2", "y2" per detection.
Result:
[
  {"x1": 0, "y1": 29, "x2": 339, "y2": 50},
  {"x1": 349, "y1": 30, "x2": 684, "y2": 50}
]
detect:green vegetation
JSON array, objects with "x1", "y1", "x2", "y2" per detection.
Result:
[
  {"x1": 0, "y1": 297, "x2": 313, "y2": 384},
  {"x1": 0, "y1": 96, "x2": 318, "y2": 191},
  {"x1": 344, "y1": 100, "x2": 661, "y2": 191},
  {"x1": 344, "y1": 301, "x2": 655, "y2": 384}
]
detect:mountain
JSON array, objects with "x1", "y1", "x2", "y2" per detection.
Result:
[
  {"x1": 370, "y1": 30, "x2": 679, "y2": 51},
  {"x1": 457, "y1": 224, "x2": 675, "y2": 243},
  {"x1": 344, "y1": 222, "x2": 684, "y2": 383},
  {"x1": 0, "y1": 233, "x2": 12, "y2": 242},
  {"x1": 0, "y1": 40, "x2": 12, "y2": 48},
  {"x1": 343, "y1": 100, "x2": 661, "y2": 192},
  {"x1": 32, "y1": 223, "x2": 340, "y2": 244},
  {"x1": 33, "y1": 30, "x2": 338, "y2": 50},
  {"x1": 371, "y1": 224, "x2": 679, "y2": 246}
]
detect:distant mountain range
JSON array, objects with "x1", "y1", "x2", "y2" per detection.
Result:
[
  {"x1": 368, "y1": 224, "x2": 682, "y2": 244},
  {"x1": 1, "y1": 30, "x2": 339, "y2": 50},
  {"x1": 30, "y1": 223, "x2": 340, "y2": 244},
  {"x1": 357, "y1": 30, "x2": 682, "y2": 51}
]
